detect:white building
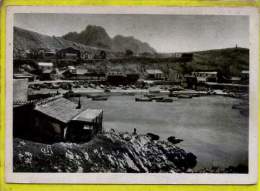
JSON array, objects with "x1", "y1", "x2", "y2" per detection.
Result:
[{"x1": 146, "y1": 69, "x2": 164, "y2": 80}]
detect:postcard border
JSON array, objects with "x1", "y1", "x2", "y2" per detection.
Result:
[{"x1": 4, "y1": 6, "x2": 259, "y2": 184}]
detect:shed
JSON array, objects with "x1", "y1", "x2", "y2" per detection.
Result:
[{"x1": 33, "y1": 97, "x2": 103, "y2": 142}]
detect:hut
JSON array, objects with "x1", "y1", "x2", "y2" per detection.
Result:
[{"x1": 33, "y1": 97, "x2": 103, "y2": 143}]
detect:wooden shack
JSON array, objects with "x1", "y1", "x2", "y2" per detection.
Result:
[{"x1": 33, "y1": 97, "x2": 103, "y2": 143}]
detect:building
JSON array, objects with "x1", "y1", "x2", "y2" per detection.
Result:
[
  {"x1": 126, "y1": 73, "x2": 140, "y2": 84},
  {"x1": 36, "y1": 62, "x2": 53, "y2": 73},
  {"x1": 13, "y1": 73, "x2": 34, "y2": 82},
  {"x1": 240, "y1": 70, "x2": 249, "y2": 84},
  {"x1": 32, "y1": 97, "x2": 103, "y2": 143},
  {"x1": 67, "y1": 66, "x2": 77, "y2": 74},
  {"x1": 62, "y1": 67, "x2": 90, "y2": 80},
  {"x1": 106, "y1": 71, "x2": 127, "y2": 85},
  {"x1": 145, "y1": 69, "x2": 164, "y2": 80},
  {"x1": 36, "y1": 62, "x2": 54, "y2": 80},
  {"x1": 183, "y1": 75, "x2": 197, "y2": 89},
  {"x1": 230, "y1": 77, "x2": 241, "y2": 84},
  {"x1": 192, "y1": 71, "x2": 218, "y2": 83},
  {"x1": 168, "y1": 69, "x2": 183, "y2": 83},
  {"x1": 13, "y1": 78, "x2": 29, "y2": 105},
  {"x1": 56, "y1": 47, "x2": 81, "y2": 61}
]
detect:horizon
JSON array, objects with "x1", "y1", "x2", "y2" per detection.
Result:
[{"x1": 14, "y1": 14, "x2": 249, "y2": 53}]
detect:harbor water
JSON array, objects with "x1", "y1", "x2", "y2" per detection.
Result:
[{"x1": 74, "y1": 95, "x2": 248, "y2": 170}]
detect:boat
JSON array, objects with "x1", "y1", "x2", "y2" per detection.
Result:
[
  {"x1": 149, "y1": 89, "x2": 160, "y2": 94},
  {"x1": 151, "y1": 96, "x2": 164, "y2": 101},
  {"x1": 156, "y1": 98, "x2": 173, "y2": 102},
  {"x1": 135, "y1": 97, "x2": 152, "y2": 102},
  {"x1": 104, "y1": 89, "x2": 111, "y2": 93},
  {"x1": 169, "y1": 86, "x2": 184, "y2": 91},
  {"x1": 177, "y1": 94, "x2": 192, "y2": 99},
  {"x1": 168, "y1": 93, "x2": 178, "y2": 97},
  {"x1": 144, "y1": 94, "x2": 157, "y2": 98},
  {"x1": 92, "y1": 96, "x2": 108, "y2": 101}
]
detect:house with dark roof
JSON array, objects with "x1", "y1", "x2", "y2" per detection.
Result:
[
  {"x1": 56, "y1": 47, "x2": 81, "y2": 61},
  {"x1": 18, "y1": 96, "x2": 104, "y2": 143}
]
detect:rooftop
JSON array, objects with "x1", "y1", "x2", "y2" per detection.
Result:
[
  {"x1": 73, "y1": 109, "x2": 103, "y2": 122},
  {"x1": 35, "y1": 97, "x2": 83, "y2": 124},
  {"x1": 193, "y1": 71, "x2": 217, "y2": 74},
  {"x1": 37, "y1": 62, "x2": 53, "y2": 67},
  {"x1": 146, "y1": 69, "x2": 163, "y2": 74}
]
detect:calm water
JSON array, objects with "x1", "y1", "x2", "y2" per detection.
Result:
[{"x1": 76, "y1": 95, "x2": 248, "y2": 169}]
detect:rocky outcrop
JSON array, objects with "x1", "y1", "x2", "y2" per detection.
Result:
[
  {"x1": 13, "y1": 130, "x2": 197, "y2": 173},
  {"x1": 63, "y1": 25, "x2": 112, "y2": 49},
  {"x1": 62, "y1": 25, "x2": 156, "y2": 54}
]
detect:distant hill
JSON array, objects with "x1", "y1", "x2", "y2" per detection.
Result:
[
  {"x1": 13, "y1": 26, "x2": 248, "y2": 77},
  {"x1": 63, "y1": 25, "x2": 112, "y2": 49},
  {"x1": 112, "y1": 35, "x2": 156, "y2": 54},
  {"x1": 13, "y1": 26, "x2": 112, "y2": 58},
  {"x1": 63, "y1": 25, "x2": 156, "y2": 54},
  {"x1": 191, "y1": 48, "x2": 249, "y2": 77}
]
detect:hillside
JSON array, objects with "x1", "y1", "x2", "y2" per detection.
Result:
[
  {"x1": 63, "y1": 25, "x2": 156, "y2": 54},
  {"x1": 13, "y1": 27, "x2": 111, "y2": 58},
  {"x1": 112, "y1": 35, "x2": 156, "y2": 54},
  {"x1": 191, "y1": 48, "x2": 249, "y2": 76},
  {"x1": 13, "y1": 26, "x2": 249, "y2": 77}
]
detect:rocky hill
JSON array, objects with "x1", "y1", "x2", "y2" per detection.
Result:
[
  {"x1": 13, "y1": 130, "x2": 197, "y2": 173},
  {"x1": 112, "y1": 35, "x2": 156, "y2": 54},
  {"x1": 63, "y1": 25, "x2": 113, "y2": 49},
  {"x1": 63, "y1": 25, "x2": 156, "y2": 54},
  {"x1": 13, "y1": 26, "x2": 111, "y2": 58}
]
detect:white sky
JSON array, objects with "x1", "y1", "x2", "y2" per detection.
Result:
[{"x1": 14, "y1": 13, "x2": 249, "y2": 53}]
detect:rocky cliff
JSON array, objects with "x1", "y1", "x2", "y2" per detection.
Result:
[
  {"x1": 63, "y1": 25, "x2": 112, "y2": 49},
  {"x1": 63, "y1": 25, "x2": 156, "y2": 54},
  {"x1": 13, "y1": 130, "x2": 197, "y2": 173}
]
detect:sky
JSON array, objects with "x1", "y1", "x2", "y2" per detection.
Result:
[{"x1": 14, "y1": 13, "x2": 249, "y2": 53}]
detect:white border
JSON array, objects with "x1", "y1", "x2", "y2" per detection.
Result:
[{"x1": 5, "y1": 6, "x2": 259, "y2": 184}]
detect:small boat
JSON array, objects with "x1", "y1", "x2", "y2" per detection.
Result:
[
  {"x1": 92, "y1": 96, "x2": 108, "y2": 101},
  {"x1": 168, "y1": 93, "x2": 178, "y2": 97},
  {"x1": 151, "y1": 96, "x2": 164, "y2": 101},
  {"x1": 144, "y1": 94, "x2": 157, "y2": 98},
  {"x1": 177, "y1": 94, "x2": 192, "y2": 99},
  {"x1": 149, "y1": 89, "x2": 160, "y2": 94},
  {"x1": 156, "y1": 98, "x2": 173, "y2": 102},
  {"x1": 191, "y1": 94, "x2": 200, "y2": 97},
  {"x1": 169, "y1": 86, "x2": 184, "y2": 91},
  {"x1": 104, "y1": 89, "x2": 111, "y2": 93},
  {"x1": 135, "y1": 97, "x2": 152, "y2": 102}
]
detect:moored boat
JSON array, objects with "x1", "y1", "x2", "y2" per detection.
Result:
[
  {"x1": 92, "y1": 96, "x2": 108, "y2": 101},
  {"x1": 177, "y1": 94, "x2": 192, "y2": 99},
  {"x1": 135, "y1": 97, "x2": 152, "y2": 102},
  {"x1": 156, "y1": 98, "x2": 173, "y2": 102}
]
